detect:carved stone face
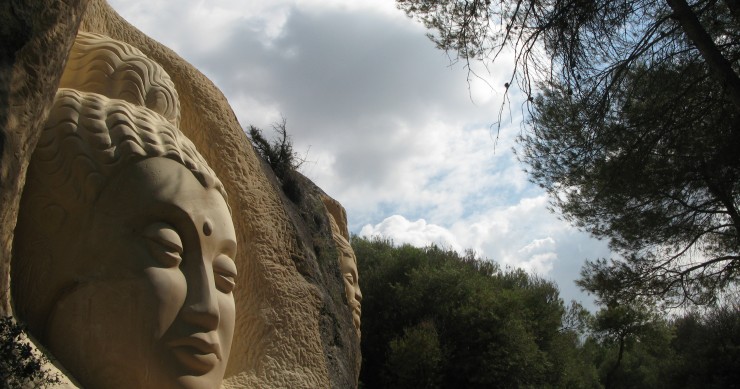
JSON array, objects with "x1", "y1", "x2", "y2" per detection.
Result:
[
  {"x1": 43, "y1": 157, "x2": 237, "y2": 388},
  {"x1": 338, "y1": 242, "x2": 362, "y2": 336}
]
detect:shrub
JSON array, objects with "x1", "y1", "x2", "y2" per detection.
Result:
[
  {"x1": 247, "y1": 118, "x2": 306, "y2": 203},
  {"x1": 0, "y1": 316, "x2": 60, "y2": 388}
]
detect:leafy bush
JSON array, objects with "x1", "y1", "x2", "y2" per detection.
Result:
[
  {"x1": 383, "y1": 320, "x2": 442, "y2": 389},
  {"x1": 247, "y1": 118, "x2": 305, "y2": 202},
  {"x1": 0, "y1": 316, "x2": 60, "y2": 388}
]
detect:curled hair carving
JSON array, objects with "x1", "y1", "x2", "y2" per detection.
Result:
[
  {"x1": 59, "y1": 31, "x2": 181, "y2": 126},
  {"x1": 31, "y1": 88, "x2": 226, "y2": 207}
]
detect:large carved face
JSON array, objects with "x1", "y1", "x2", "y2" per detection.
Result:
[
  {"x1": 338, "y1": 239, "x2": 362, "y2": 336},
  {"x1": 44, "y1": 157, "x2": 237, "y2": 388}
]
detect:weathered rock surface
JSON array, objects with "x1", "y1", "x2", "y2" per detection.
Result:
[
  {"x1": 1, "y1": 1, "x2": 361, "y2": 387},
  {"x1": 0, "y1": 0, "x2": 89, "y2": 317}
]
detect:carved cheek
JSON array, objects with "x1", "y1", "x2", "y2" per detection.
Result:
[
  {"x1": 145, "y1": 267, "x2": 187, "y2": 337},
  {"x1": 217, "y1": 292, "x2": 236, "y2": 358}
]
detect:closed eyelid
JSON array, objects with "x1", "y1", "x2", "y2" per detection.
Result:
[
  {"x1": 344, "y1": 272, "x2": 357, "y2": 283},
  {"x1": 213, "y1": 255, "x2": 237, "y2": 293},
  {"x1": 143, "y1": 223, "x2": 183, "y2": 251},
  {"x1": 143, "y1": 222, "x2": 183, "y2": 267}
]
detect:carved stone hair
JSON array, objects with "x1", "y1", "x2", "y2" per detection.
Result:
[
  {"x1": 31, "y1": 88, "x2": 226, "y2": 208},
  {"x1": 59, "y1": 31, "x2": 181, "y2": 126},
  {"x1": 29, "y1": 31, "x2": 224, "y2": 207},
  {"x1": 326, "y1": 210, "x2": 356, "y2": 266}
]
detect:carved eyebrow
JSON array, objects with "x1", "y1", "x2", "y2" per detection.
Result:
[
  {"x1": 146, "y1": 198, "x2": 236, "y2": 257},
  {"x1": 144, "y1": 200, "x2": 190, "y2": 221},
  {"x1": 140, "y1": 201, "x2": 201, "y2": 250}
]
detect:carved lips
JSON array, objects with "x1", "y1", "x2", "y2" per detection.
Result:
[{"x1": 167, "y1": 334, "x2": 222, "y2": 375}]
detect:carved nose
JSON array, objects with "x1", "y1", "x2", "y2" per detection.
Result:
[
  {"x1": 355, "y1": 286, "x2": 362, "y2": 303},
  {"x1": 182, "y1": 261, "x2": 220, "y2": 330}
]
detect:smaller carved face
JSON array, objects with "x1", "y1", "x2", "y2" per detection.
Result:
[
  {"x1": 338, "y1": 243, "x2": 362, "y2": 336},
  {"x1": 44, "y1": 157, "x2": 237, "y2": 388}
]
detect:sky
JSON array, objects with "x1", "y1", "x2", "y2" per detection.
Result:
[{"x1": 107, "y1": 0, "x2": 611, "y2": 307}]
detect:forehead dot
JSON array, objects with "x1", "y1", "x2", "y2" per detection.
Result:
[{"x1": 203, "y1": 220, "x2": 213, "y2": 236}]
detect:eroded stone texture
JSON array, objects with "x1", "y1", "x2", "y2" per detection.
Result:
[{"x1": 247, "y1": 167, "x2": 363, "y2": 389}]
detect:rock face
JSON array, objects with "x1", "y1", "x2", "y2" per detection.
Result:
[
  {"x1": 0, "y1": 0, "x2": 90, "y2": 317},
  {"x1": 0, "y1": 1, "x2": 361, "y2": 387}
]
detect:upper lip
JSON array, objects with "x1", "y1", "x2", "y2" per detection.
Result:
[{"x1": 167, "y1": 334, "x2": 221, "y2": 359}]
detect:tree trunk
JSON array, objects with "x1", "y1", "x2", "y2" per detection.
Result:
[
  {"x1": 604, "y1": 334, "x2": 626, "y2": 389},
  {"x1": 666, "y1": 0, "x2": 740, "y2": 111}
]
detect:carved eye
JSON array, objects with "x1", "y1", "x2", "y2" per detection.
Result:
[
  {"x1": 213, "y1": 255, "x2": 237, "y2": 293},
  {"x1": 341, "y1": 248, "x2": 354, "y2": 259},
  {"x1": 344, "y1": 272, "x2": 356, "y2": 285},
  {"x1": 143, "y1": 222, "x2": 183, "y2": 267}
]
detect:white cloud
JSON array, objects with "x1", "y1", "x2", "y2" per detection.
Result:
[
  {"x1": 519, "y1": 237, "x2": 556, "y2": 255},
  {"x1": 360, "y1": 215, "x2": 463, "y2": 252},
  {"x1": 229, "y1": 94, "x2": 282, "y2": 130},
  {"x1": 517, "y1": 238, "x2": 558, "y2": 274},
  {"x1": 360, "y1": 196, "x2": 563, "y2": 273},
  {"x1": 456, "y1": 196, "x2": 565, "y2": 264}
]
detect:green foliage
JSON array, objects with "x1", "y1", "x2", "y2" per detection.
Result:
[
  {"x1": 354, "y1": 236, "x2": 581, "y2": 388},
  {"x1": 667, "y1": 303, "x2": 740, "y2": 388},
  {"x1": 589, "y1": 301, "x2": 672, "y2": 389},
  {"x1": 547, "y1": 327, "x2": 601, "y2": 389},
  {"x1": 356, "y1": 236, "x2": 740, "y2": 388},
  {"x1": 0, "y1": 316, "x2": 60, "y2": 388},
  {"x1": 383, "y1": 321, "x2": 442, "y2": 389},
  {"x1": 247, "y1": 118, "x2": 305, "y2": 202},
  {"x1": 582, "y1": 300, "x2": 740, "y2": 389}
]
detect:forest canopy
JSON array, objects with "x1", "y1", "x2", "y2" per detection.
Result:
[{"x1": 354, "y1": 236, "x2": 740, "y2": 389}]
